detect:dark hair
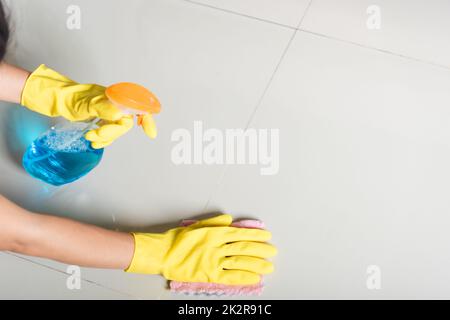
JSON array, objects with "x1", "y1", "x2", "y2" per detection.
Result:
[{"x1": 0, "y1": 1, "x2": 9, "y2": 61}]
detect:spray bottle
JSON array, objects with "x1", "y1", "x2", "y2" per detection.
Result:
[{"x1": 22, "y1": 83, "x2": 161, "y2": 186}]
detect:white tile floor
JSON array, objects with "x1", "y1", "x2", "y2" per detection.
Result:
[
  {"x1": 0, "y1": 253, "x2": 131, "y2": 299},
  {"x1": 1, "y1": 0, "x2": 450, "y2": 299}
]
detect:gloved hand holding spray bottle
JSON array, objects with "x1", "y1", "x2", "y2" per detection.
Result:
[{"x1": 21, "y1": 65, "x2": 161, "y2": 186}]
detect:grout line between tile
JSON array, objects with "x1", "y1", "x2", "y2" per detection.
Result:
[
  {"x1": 296, "y1": 0, "x2": 315, "y2": 30},
  {"x1": 181, "y1": 0, "x2": 297, "y2": 30},
  {"x1": 244, "y1": 0, "x2": 314, "y2": 130},
  {"x1": 182, "y1": 0, "x2": 450, "y2": 72},
  {"x1": 201, "y1": 27, "x2": 298, "y2": 213},
  {"x1": 202, "y1": 0, "x2": 314, "y2": 213},
  {"x1": 4, "y1": 252, "x2": 138, "y2": 299},
  {"x1": 297, "y1": 28, "x2": 450, "y2": 71}
]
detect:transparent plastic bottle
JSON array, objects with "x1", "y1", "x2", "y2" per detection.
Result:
[
  {"x1": 22, "y1": 122, "x2": 103, "y2": 186},
  {"x1": 22, "y1": 82, "x2": 161, "y2": 186}
]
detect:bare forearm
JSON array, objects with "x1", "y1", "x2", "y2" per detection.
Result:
[
  {"x1": 23, "y1": 213, "x2": 135, "y2": 269},
  {"x1": 0, "y1": 63, "x2": 30, "y2": 103},
  {"x1": 0, "y1": 196, "x2": 134, "y2": 270}
]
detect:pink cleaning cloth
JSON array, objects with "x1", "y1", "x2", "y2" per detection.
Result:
[{"x1": 169, "y1": 219, "x2": 266, "y2": 296}]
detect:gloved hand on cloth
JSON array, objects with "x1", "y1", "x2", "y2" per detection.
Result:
[{"x1": 126, "y1": 214, "x2": 277, "y2": 285}]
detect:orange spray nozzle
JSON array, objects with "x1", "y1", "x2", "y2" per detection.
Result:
[
  {"x1": 106, "y1": 82, "x2": 161, "y2": 138},
  {"x1": 105, "y1": 82, "x2": 161, "y2": 115}
]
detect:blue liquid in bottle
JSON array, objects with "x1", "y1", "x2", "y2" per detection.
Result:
[{"x1": 23, "y1": 124, "x2": 104, "y2": 186}]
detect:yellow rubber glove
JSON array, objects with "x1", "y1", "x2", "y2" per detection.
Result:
[
  {"x1": 85, "y1": 116, "x2": 134, "y2": 149},
  {"x1": 126, "y1": 215, "x2": 277, "y2": 285},
  {"x1": 21, "y1": 64, "x2": 132, "y2": 149},
  {"x1": 138, "y1": 113, "x2": 158, "y2": 139}
]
